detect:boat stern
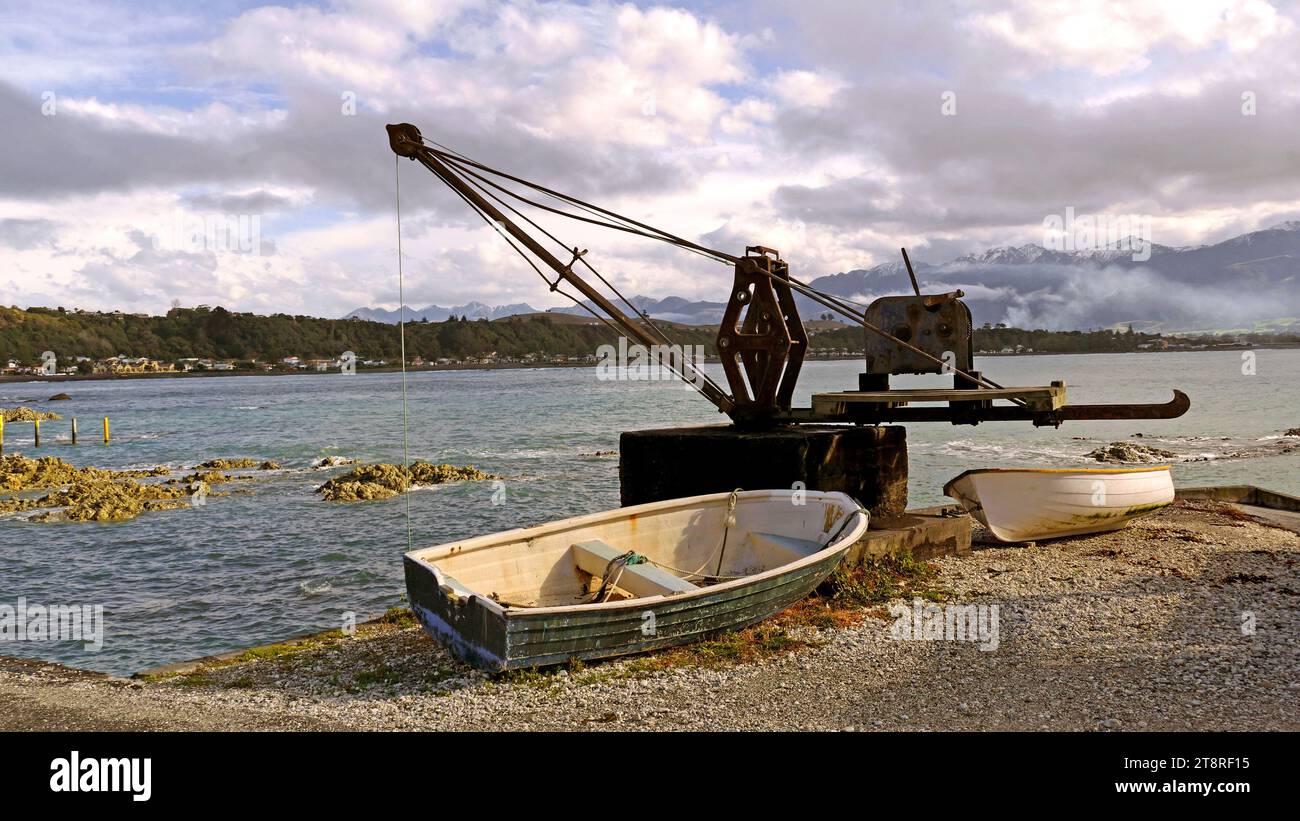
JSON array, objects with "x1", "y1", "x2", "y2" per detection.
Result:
[{"x1": 403, "y1": 554, "x2": 510, "y2": 672}]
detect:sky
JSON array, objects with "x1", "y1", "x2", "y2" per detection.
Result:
[{"x1": 2, "y1": 0, "x2": 1299, "y2": 318}]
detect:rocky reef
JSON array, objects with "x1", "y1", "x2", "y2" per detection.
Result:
[
  {"x1": 0, "y1": 454, "x2": 203, "y2": 522},
  {"x1": 316, "y1": 462, "x2": 499, "y2": 502},
  {"x1": 194, "y1": 458, "x2": 271, "y2": 470},
  {"x1": 1086, "y1": 442, "x2": 1179, "y2": 464},
  {"x1": 1, "y1": 407, "x2": 62, "y2": 422},
  {"x1": 27, "y1": 480, "x2": 208, "y2": 523},
  {"x1": 0, "y1": 454, "x2": 254, "y2": 522}
]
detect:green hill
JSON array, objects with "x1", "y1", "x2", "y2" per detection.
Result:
[{"x1": 0, "y1": 306, "x2": 717, "y2": 365}]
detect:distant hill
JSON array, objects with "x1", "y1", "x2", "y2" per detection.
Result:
[
  {"x1": 0, "y1": 306, "x2": 708, "y2": 364},
  {"x1": 343, "y1": 222, "x2": 1300, "y2": 333}
]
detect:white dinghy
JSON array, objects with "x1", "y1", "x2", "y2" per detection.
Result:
[
  {"x1": 403, "y1": 489, "x2": 868, "y2": 671},
  {"x1": 943, "y1": 466, "x2": 1174, "y2": 542}
]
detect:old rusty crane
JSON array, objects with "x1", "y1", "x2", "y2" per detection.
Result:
[{"x1": 387, "y1": 122, "x2": 1189, "y2": 429}]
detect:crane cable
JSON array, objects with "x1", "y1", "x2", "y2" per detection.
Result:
[
  {"x1": 429, "y1": 155, "x2": 729, "y2": 399},
  {"x1": 413, "y1": 153, "x2": 728, "y2": 406},
  {"x1": 394, "y1": 156, "x2": 413, "y2": 552},
  {"x1": 423, "y1": 141, "x2": 736, "y2": 264},
  {"x1": 416, "y1": 137, "x2": 1023, "y2": 408}
]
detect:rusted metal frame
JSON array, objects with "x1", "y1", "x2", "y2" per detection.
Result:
[
  {"x1": 901, "y1": 247, "x2": 922, "y2": 297},
  {"x1": 776, "y1": 390, "x2": 1190, "y2": 426},
  {"x1": 716, "y1": 251, "x2": 806, "y2": 420},
  {"x1": 761, "y1": 267, "x2": 1029, "y2": 405}
]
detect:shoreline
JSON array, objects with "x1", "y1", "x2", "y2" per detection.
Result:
[
  {"x1": 4, "y1": 344, "x2": 1298, "y2": 385},
  {"x1": 2, "y1": 492, "x2": 1295, "y2": 731}
]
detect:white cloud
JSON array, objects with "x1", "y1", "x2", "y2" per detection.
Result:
[
  {"x1": 970, "y1": 0, "x2": 1293, "y2": 76},
  {"x1": 769, "y1": 69, "x2": 844, "y2": 108}
]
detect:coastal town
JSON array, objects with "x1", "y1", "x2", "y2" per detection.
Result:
[{"x1": 0, "y1": 350, "x2": 612, "y2": 377}]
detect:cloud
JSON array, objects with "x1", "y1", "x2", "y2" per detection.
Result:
[
  {"x1": 0, "y1": 0, "x2": 1298, "y2": 325},
  {"x1": 0, "y1": 218, "x2": 59, "y2": 250},
  {"x1": 970, "y1": 0, "x2": 1293, "y2": 76}
]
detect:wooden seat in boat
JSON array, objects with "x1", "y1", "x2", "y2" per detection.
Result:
[
  {"x1": 571, "y1": 539, "x2": 699, "y2": 598},
  {"x1": 747, "y1": 532, "x2": 819, "y2": 565}
]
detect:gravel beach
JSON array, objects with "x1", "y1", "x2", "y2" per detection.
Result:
[{"x1": 3, "y1": 499, "x2": 1296, "y2": 731}]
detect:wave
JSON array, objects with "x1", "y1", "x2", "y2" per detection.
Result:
[{"x1": 297, "y1": 580, "x2": 333, "y2": 597}]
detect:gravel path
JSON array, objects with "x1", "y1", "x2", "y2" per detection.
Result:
[{"x1": 3, "y1": 500, "x2": 1297, "y2": 731}]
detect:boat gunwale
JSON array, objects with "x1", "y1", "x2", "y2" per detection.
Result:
[
  {"x1": 404, "y1": 489, "x2": 868, "y2": 619},
  {"x1": 942, "y1": 465, "x2": 1173, "y2": 497}
]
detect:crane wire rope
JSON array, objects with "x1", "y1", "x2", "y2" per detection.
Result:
[
  {"x1": 394, "y1": 156, "x2": 413, "y2": 552},
  {"x1": 413, "y1": 155, "x2": 726, "y2": 405},
  {"x1": 430, "y1": 156, "x2": 729, "y2": 399}
]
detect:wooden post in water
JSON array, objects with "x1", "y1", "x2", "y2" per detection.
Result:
[
  {"x1": 71, "y1": 417, "x2": 78, "y2": 445},
  {"x1": 34, "y1": 418, "x2": 40, "y2": 447},
  {"x1": 103, "y1": 417, "x2": 110, "y2": 444}
]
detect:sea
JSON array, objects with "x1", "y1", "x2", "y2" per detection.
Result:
[{"x1": 2, "y1": 349, "x2": 1297, "y2": 675}]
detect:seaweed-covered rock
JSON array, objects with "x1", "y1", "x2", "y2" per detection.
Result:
[
  {"x1": 0, "y1": 454, "x2": 82, "y2": 492},
  {"x1": 180, "y1": 470, "x2": 234, "y2": 485},
  {"x1": 193, "y1": 458, "x2": 262, "y2": 470},
  {"x1": 257, "y1": 460, "x2": 282, "y2": 471},
  {"x1": 317, "y1": 462, "x2": 498, "y2": 502},
  {"x1": 48, "y1": 393, "x2": 71, "y2": 401},
  {"x1": 22, "y1": 477, "x2": 201, "y2": 523},
  {"x1": 0, "y1": 455, "x2": 198, "y2": 522},
  {"x1": 408, "y1": 462, "x2": 496, "y2": 485},
  {"x1": 1086, "y1": 442, "x2": 1179, "y2": 464},
  {"x1": 1285, "y1": 428, "x2": 1300, "y2": 437},
  {"x1": 117, "y1": 466, "x2": 171, "y2": 479},
  {"x1": 1, "y1": 407, "x2": 62, "y2": 422}
]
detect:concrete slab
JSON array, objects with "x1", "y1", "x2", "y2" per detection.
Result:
[{"x1": 846, "y1": 505, "x2": 972, "y2": 564}]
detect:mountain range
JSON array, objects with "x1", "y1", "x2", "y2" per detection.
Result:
[{"x1": 346, "y1": 221, "x2": 1300, "y2": 333}]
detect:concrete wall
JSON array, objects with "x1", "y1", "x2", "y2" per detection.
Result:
[{"x1": 620, "y1": 424, "x2": 908, "y2": 516}]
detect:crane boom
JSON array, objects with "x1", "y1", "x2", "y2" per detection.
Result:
[{"x1": 387, "y1": 122, "x2": 734, "y2": 416}]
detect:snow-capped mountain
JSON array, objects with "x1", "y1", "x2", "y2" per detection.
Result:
[
  {"x1": 344, "y1": 301, "x2": 540, "y2": 323},
  {"x1": 345, "y1": 222, "x2": 1300, "y2": 332},
  {"x1": 798, "y1": 221, "x2": 1300, "y2": 330}
]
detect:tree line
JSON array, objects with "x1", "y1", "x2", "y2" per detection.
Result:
[{"x1": 1, "y1": 305, "x2": 1288, "y2": 366}]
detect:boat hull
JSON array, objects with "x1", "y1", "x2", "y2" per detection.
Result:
[
  {"x1": 943, "y1": 467, "x2": 1174, "y2": 542},
  {"x1": 403, "y1": 490, "x2": 867, "y2": 671}
]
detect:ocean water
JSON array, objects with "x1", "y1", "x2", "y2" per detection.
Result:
[{"x1": 1, "y1": 349, "x2": 1297, "y2": 675}]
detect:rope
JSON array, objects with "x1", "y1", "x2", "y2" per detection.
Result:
[
  {"x1": 395, "y1": 156, "x2": 413, "y2": 552},
  {"x1": 715, "y1": 487, "x2": 740, "y2": 577},
  {"x1": 422, "y1": 153, "x2": 731, "y2": 406},
  {"x1": 644, "y1": 489, "x2": 745, "y2": 582},
  {"x1": 423, "y1": 141, "x2": 736, "y2": 264},
  {"x1": 593, "y1": 550, "x2": 647, "y2": 602},
  {"x1": 644, "y1": 558, "x2": 747, "y2": 581}
]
